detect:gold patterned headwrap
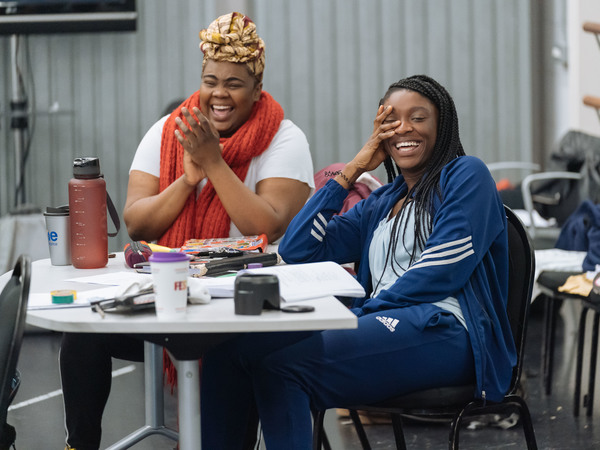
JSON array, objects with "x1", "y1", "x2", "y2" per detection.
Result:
[{"x1": 199, "y1": 12, "x2": 265, "y2": 82}]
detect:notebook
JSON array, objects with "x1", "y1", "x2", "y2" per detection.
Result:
[{"x1": 180, "y1": 234, "x2": 268, "y2": 254}]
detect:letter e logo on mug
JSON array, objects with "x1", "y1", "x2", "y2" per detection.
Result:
[{"x1": 48, "y1": 231, "x2": 59, "y2": 244}]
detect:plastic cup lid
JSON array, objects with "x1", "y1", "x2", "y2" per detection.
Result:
[
  {"x1": 44, "y1": 205, "x2": 69, "y2": 216},
  {"x1": 148, "y1": 252, "x2": 190, "y2": 263}
]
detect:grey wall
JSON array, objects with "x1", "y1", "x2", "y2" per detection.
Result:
[
  {"x1": 0, "y1": 0, "x2": 534, "y2": 252},
  {"x1": 256, "y1": 0, "x2": 533, "y2": 174}
]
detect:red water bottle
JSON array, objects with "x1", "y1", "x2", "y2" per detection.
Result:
[{"x1": 68, "y1": 157, "x2": 108, "y2": 269}]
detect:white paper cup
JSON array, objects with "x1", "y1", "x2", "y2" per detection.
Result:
[
  {"x1": 149, "y1": 252, "x2": 190, "y2": 319},
  {"x1": 43, "y1": 206, "x2": 71, "y2": 266}
]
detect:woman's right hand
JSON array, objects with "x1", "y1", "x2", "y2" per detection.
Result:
[{"x1": 334, "y1": 105, "x2": 400, "y2": 189}]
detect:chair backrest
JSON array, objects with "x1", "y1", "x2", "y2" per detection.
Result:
[
  {"x1": 0, "y1": 255, "x2": 31, "y2": 429},
  {"x1": 162, "y1": 98, "x2": 186, "y2": 117},
  {"x1": 313, "y1": 163, "x2": 382, "y2": 216},
  {"x1": 504, "y1": 206, "x2": 535, "y2": 395},
  {"x1": 554, "y1": 129, "x2": 600, "y2": 204}
]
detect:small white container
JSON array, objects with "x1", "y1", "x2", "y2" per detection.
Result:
[{"x1": 149, "y1": 252, "x2": 190, "y2": 319}]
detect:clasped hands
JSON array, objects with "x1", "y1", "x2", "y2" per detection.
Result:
[{"x1": 174, "y1": 107, "x2": 223, "y2": 187}]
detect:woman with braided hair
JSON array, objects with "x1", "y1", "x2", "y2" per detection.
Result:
[
  {"x1": 59, "y1": 12, "x2": 313, "y2": 450},
  {"x1": 199, "y1": 74, "x2": 516, "y2": 449}
]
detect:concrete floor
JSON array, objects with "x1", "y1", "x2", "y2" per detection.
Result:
[{"x1": 6, "y1": 298, "x2": 600, "y2": 449}]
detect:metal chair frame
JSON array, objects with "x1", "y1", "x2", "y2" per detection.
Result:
[{"x1": 0, "y1": 255, "x2": 31, "y2": 444}]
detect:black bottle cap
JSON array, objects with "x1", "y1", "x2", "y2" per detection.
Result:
[{"x1": 73, "y1": 157, "x2": 102, "y2": 179}]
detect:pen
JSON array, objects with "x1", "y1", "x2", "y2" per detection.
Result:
[
  {"x1": 135, "y1": 262, "x2": 229, "y2": 276},
  {"x1": 93, "y1": 303, "x2": 106, "y2": 318},
  {"x1": 189, "y1": 248, "x2": 245, "y2": 259}
]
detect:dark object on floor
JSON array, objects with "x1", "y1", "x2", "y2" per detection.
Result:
[
  {"x1": 0, "y1": 422, "x2": 15, "y2": 450},
  {"x1": 537, "y1": 269, "x2": 600, "y2": 417},
  {"x1": 0, "y1": 256, "x2": 31, "y2": 449}
]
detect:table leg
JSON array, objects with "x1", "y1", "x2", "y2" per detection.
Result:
[
  {"x1": 585, "y1": 312, "x2": 600, "y2": 416},
  {"x1": 176, "y1": 358, "x2": 201, "y2": 450},
  {"x1": 106, "y1": 342, "x2": 178, "y2": 449},
  {"x1": 542, "y1": 294, "x2": 559, "y2": 395},
  {"x1": 575, "y1": 307, "x2": 589, "y2": 417}
]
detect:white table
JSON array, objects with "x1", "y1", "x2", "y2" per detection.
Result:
[{"x1": 1, "y1": 254, "x2": 357, "y2": 450}]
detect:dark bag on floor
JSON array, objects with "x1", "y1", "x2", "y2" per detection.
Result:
[
  {"x1": 0, "y1": 422, "x2": 16, "y2": 450},
  {"x1": 1, "y1": 372, "x2": 20, "y2": 450}
]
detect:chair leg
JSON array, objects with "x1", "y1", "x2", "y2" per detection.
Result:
[
  {"x1": 510, "y1": 396, "x2": 539, "y2": 450},
  {"x1": 349, "y1": 410, "x2": 371, "y2": 450},
  {"x1": 390, "y1": 414, "x2": 407, "y2": 450},
  {"x1": 450, "y1": 399, "x2": 539, "y2": 450},
  {"x1": 449, "y1": 408, "x2": 468, "y2": 450},
  {"x1": 310, "y1": 410, "x2": 332, "y2": 450},
  {"x1": 542, "y1": 295, "x2": 559, "y2": 395},
  {"x1": 312, "y1": 410, "x2": 326, "y2": 450}
]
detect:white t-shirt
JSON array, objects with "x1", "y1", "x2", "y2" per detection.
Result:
[{"x1": 129, "y1": 116, "x2": 315, "y2": 237}]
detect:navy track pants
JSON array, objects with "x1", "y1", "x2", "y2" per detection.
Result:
[{"x1": 200, "y1": 303, "x2": 475, "y2": 450}]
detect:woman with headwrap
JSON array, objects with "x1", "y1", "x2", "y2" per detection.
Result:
[
  {"x1": 59, "y1": 12, "x2": 313, "y2": 450},
  {"x1": 199, "y1": 75, "x2": 516, "y2": 449},
  {"x1": 124, "y1": 11, "x2": 313, "y2": 246}
]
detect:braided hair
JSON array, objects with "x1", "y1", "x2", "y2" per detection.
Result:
[{"x1": 373, "y1": 75, "x2": 465, "y2": 291}]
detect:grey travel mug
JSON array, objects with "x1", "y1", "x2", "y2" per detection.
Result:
[{"x1": 43, "y1": 205, "x2": 72, "y2": 266}]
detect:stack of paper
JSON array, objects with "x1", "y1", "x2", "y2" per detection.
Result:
[
  {"x1": 201, "y1": 261, "x2": 365, "y2": 302},
  {"x1": 28, "y1": 272, "x2": 152, "y2": 310}
]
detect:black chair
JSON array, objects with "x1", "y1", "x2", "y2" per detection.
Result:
[
  {"x1": 0, "y1": 255, "x2": 31, "y2": 447},
  {"x1": 312, "y1": 206, "x2": 537, "y2": 450},
  {"x1": 537, "y1": 270, "x2": 600, "y2": 416}
]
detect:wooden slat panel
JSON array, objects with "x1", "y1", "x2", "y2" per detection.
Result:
[
  {"x1": 0, "y1": 0, "x2": 534, "y2": 252},
  {"x1": 495, "y1": 0, "x2": 518, "y2": 162},
  {"x1": 471, "y1": 0, "x2": 498, "y2": 164},
  {"x1": 447, "y1": 0, "x2": 474, "y2": 156},
  {"x1": 287, "y1": 0, "x2": 313, "y2": 150},
  {"x1": 379, "y1": 0, "x2": 404, "y2": 89},
  {"x1": 307, "y1": 0, "x2": 337, "y2": 172},
  {"x1": 356, "y1": 0, "x2": 384, "y2": 159},
  {"x1": 333, "y1": 0, "x2": 362, "y2": 167},
  {"x1": 516, "y1": 0, "x2": 533, "y2": 168}
]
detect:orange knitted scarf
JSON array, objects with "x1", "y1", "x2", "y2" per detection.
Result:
[
  {"x1": 157, "y1": 90, "x2": 284, "y2": 248},
  {"x1": 156, "y1": 90, "x2": 283, "y2": 388}
]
